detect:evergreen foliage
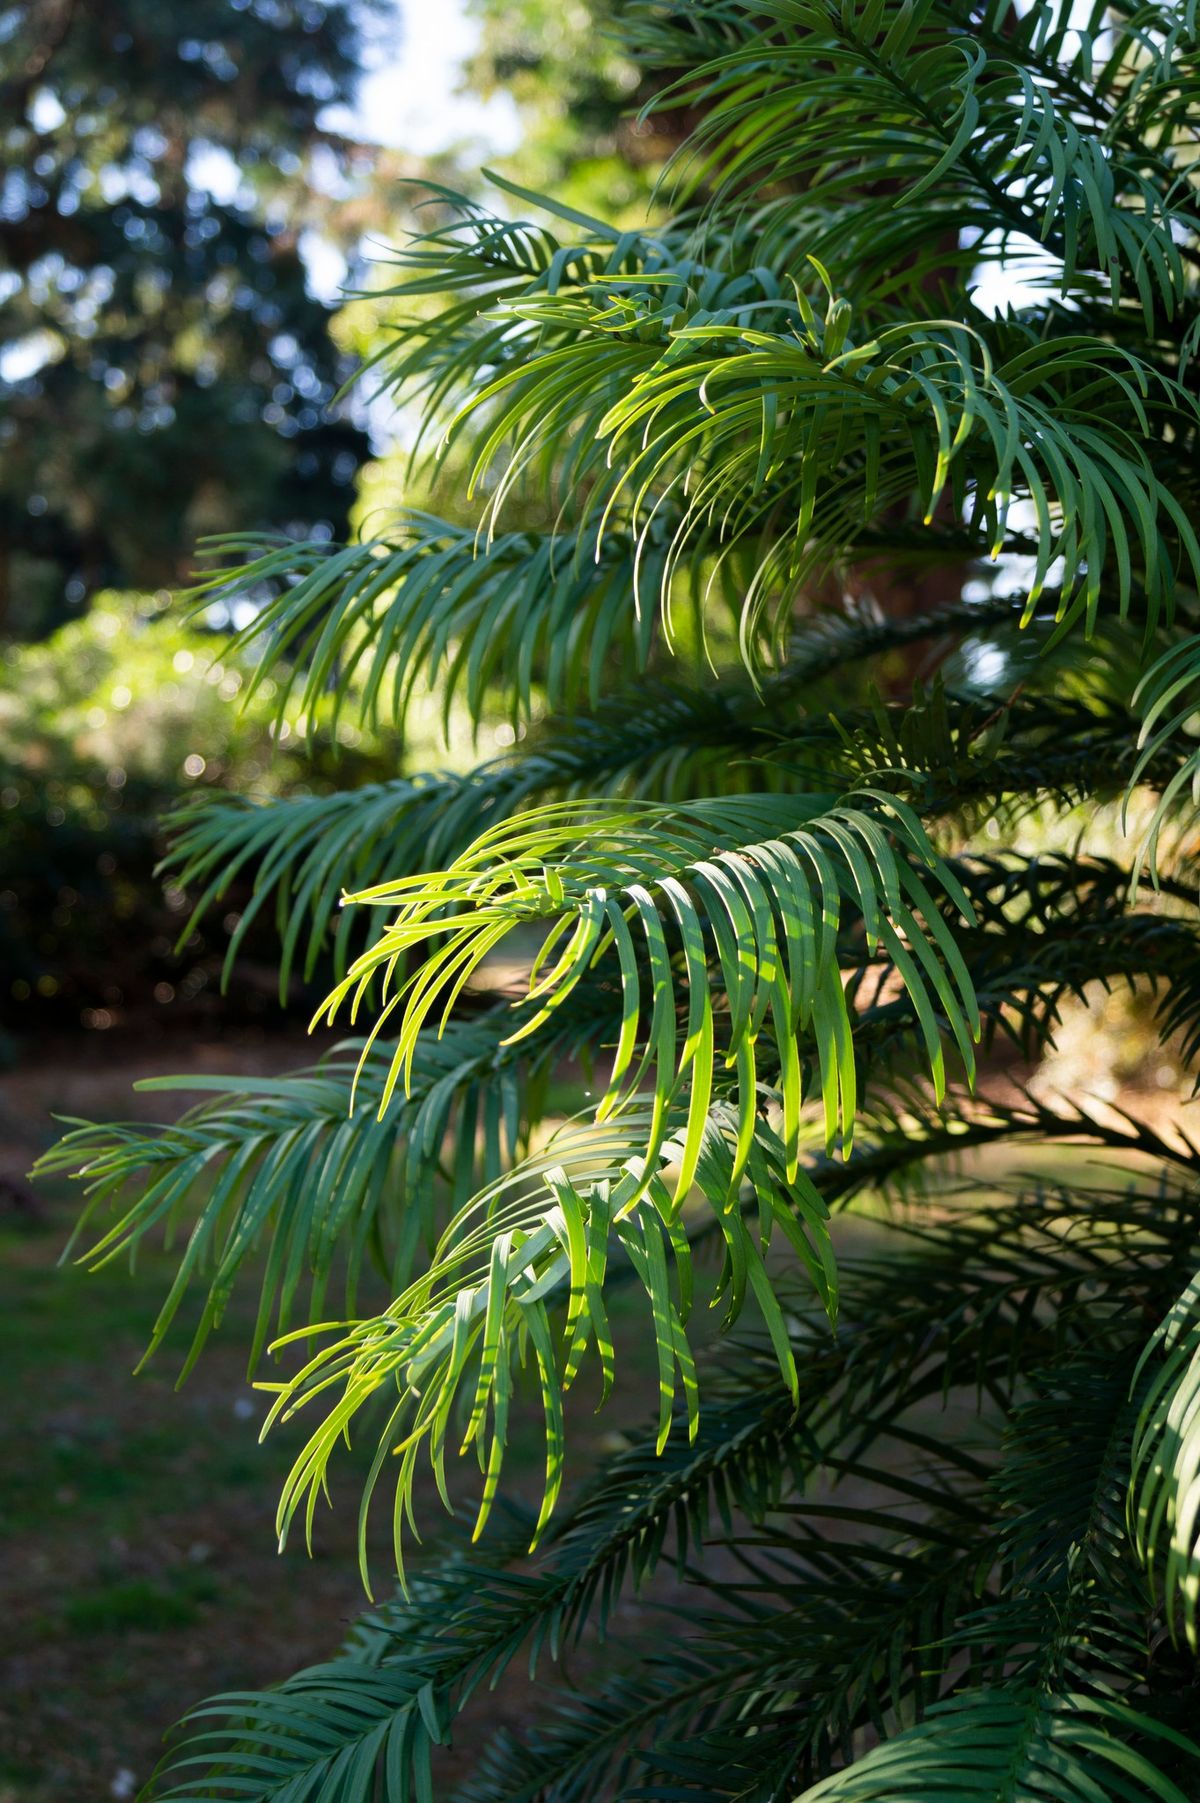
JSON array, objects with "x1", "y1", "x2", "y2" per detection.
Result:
[
  {"x1": 0, "y1": 0, "x2": 376, "y2": 637},
  {"x1": 43, "y1": 2, "x2": 1200, "y2": 1796}
]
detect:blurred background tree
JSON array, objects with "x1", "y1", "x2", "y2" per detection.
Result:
[
  {"x1": 0, "y1": 0, "x2": 382, "y2": 641},
  {"x1": 0, "y1": 590, "x2": 396, "y2": 1042},
  {"x1": 0, "y1": 0, "x2": 662, "y2": 1043},
  {"x1": 463, "y1": 0, "x2": 664, "y2": 217}
]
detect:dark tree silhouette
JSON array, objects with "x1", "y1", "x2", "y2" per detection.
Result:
[{"x1": 0, "y1": 0, "x2": 379, "y2": 636}]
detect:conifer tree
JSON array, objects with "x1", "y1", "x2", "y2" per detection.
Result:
[{"x1": 43, "y1": 2, "x2": 1200, "y2": 1796}]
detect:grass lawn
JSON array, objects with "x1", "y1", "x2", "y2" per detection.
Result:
[
  {"x1": 1, "y1": 1172, "x2": 409, "y2": 1801},
  {"x1": 0, "y1": 1029, "x2": 669, "y2": 1800}
]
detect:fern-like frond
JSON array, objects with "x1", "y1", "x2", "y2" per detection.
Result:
[
  {"x1": 321, "y1": 791, "x2": 980, "y2": 1175},
  {"x1": 147, "y1": 1356, "x2": 822, "y2": 1802},
  {"x1": 646, "y1": 0, "x2": 1195, "y2": 322},
  {"x1": 161, "y1": 686, "x2": 776, "y2": 993},
  {"x1": 35, "y1": 1003, "x2": 595, "y2": 1374},
  {"x1": 164, "y1": 660, "x2": 1063, "y2": 993},
  {"x1": 443, "y1": 278, "x2": 1198, "y2": 655},
  {"x1": 1127, "y1": 631, "x2": 1200, "y2": 885},
  {"x1": 261, "y1": 1098, "x2": 836, "y2": 1585},
  {"x1": 145, "y1": 1155, "x2": 1200, "y2": 1802},
  {"x1": 812, "y1": 1082, "x2": 1200, "y2": 1215},
  {"x1": 792, "y1": 1350, "x2": 1195, "y2": 1800},
  {"x1": 187, "y1": 514, "x2": 673, "y2": 735},
  {"x1": 354, "y1": 178, "x2": 807, "y2": 453},
  {"x1": 1130, "y1": 1270, "x2": 1200, "y2": 1650},
  {"x1": 795, "y1": 1689, "x2": 1197, "y2": 1802},
  {"x1": 163, "y1": 677, "x2": 1193, "y2": 1003},
  {"x1": 454, "y1": 1319, "x2": 1188, "y2": 1801},
  {"x1": 459, "y1": 1455, "x2": 990, "y2": 1803}
]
